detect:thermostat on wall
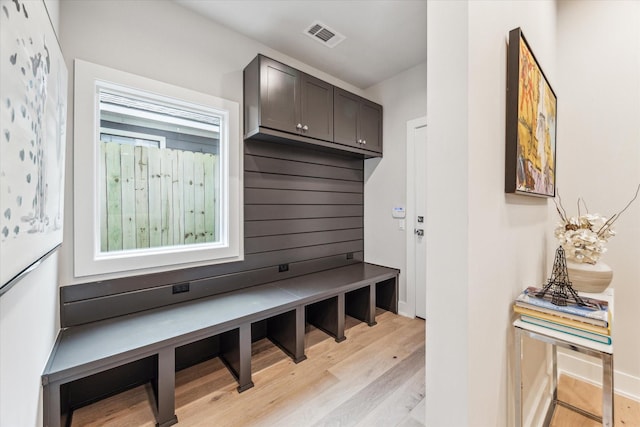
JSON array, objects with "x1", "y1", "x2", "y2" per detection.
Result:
[{"x1": 392, "y1": 206, "x2": 406, "y2": 218}]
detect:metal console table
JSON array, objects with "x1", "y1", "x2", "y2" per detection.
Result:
[{"x1": 514, "y1": 290, "x2": 614, "y2": 427}]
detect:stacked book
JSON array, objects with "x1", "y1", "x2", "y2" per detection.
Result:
[{"x1": 514, "y1": 286, "x2": 611, "y2": 345}]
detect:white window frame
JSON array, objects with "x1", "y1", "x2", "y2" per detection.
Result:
[
  {"x1": 73, "y1": 59, "x2": 243, "y2": 279},
  {"x1": 99, "y1": 127, "x2": 167, "y2": 149}
]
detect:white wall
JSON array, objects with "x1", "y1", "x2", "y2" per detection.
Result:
[
  {"x1": 58, "y1": 0, "x2": 365, "y2": 285},
  {"x1": 0, "y1": 2, "x2": 62, "y2": 426},
  {"x1": 425, "y1": 1, "x2": 471, "y2": 425},
  {"x1": 44, "y1": 0, "x2": 59, "y2": 34},
  {"x1": 557, "y1": 0, "x2": 640, "y2": 400},
  {"x1": 363, "y1": 61, "x2": 427, "y2": 313},
  {"x1": 427, "y1": 1, "x2": 558, "y2": 425},
  {"x1": 0, "y1": 252, "x2": 60, "y2": 427},
  {"x1": 468, "y1": 2, "x2": 558, "y2": 424}
]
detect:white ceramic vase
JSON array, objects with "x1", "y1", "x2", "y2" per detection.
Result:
[{"x1": 566, "y1": 260, "x2": 613, "y2": 294}]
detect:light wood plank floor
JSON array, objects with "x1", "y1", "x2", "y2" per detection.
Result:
[
  {"x1": 551, "y1": 374, "x2": 640, "y2": 426},
  {"x1": 71, "y1": 309, "x2": 426, "y2": 427}
]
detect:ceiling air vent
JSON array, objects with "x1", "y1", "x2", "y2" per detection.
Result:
[{"x1": 304, "y1": 21, "x2": 345, "y2": 48}]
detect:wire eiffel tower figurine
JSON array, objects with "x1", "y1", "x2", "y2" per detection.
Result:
[{"x1": 536, "y1": 246, "x2": 587, "y2": 307}]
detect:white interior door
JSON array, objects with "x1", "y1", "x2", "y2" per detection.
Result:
[{"x1": 406, "y1": 116, "x2": 427, "y2": 319}]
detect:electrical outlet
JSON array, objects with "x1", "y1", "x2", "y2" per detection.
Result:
[
  {"x1": 172, "y1": 283, "x2": 190, "y2": 294},
  {"x1": 278, "y1": 264, "x2": 289, "y2": 272}
]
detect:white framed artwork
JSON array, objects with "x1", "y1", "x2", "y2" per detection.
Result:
[{"x1": 0, "y1": 0, "x2": 67, "y2": 292}]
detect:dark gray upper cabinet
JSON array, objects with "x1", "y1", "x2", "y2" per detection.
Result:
[
  {"x1": 334, "y1": 88, "x2": 382, "y2": 154},
  {"x1": 359, "y1": 100, "x2": 383, "y2": 154},
  {"x1": 259, "y1": 57, "x2": 299, "y2": 134},
  {"x1": 300, "y1": 73, "x2": 334, "y2": 142},
  {"x1": 244, "y1": 55, "x2": 382, "y2": 158},
  {"x1": 246, "y1": 55, "x2": 333, "y2": 141}
]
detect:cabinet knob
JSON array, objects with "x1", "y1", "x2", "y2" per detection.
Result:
[
  {"x1": 357, "y1": 139, "x2": 362, "y2": 144},
  {"x1": 363, "y1": 140, "x2": 367, "y2": 145},
  {"x1": 302, "y1": 125, "x2": 309, "y2": 132},
  {"x1": 296, "y1": 123, "x2": 302, "y2": 130}
]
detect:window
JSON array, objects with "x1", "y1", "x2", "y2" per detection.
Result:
[
  {"x1": 74, "y1": 60, "x2": 242, "y2": 278},
  {"x1": 97, "y1": 89, "x2": 221, "y2": 253}
]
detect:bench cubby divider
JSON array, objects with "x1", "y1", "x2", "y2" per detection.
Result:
[
  {"x1": 345, "y1": 285, "x2": 376, "y2": 326},
  {"x1": 306, "y1": 295, "x2": 346, "y2": 342},
  {"x1": 263, "y1": 308, "x2": 307, "y2": 363},
  {"x1": 375, "y1": 278, "x2": 398, "y2": 314}
]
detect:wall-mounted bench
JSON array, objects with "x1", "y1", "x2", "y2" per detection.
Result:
[{"x1": 41, "y1": 262, "x2": 398, "y2": 427}]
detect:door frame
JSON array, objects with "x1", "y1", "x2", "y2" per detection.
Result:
[{"x1": 405, "y1": 115, "x2": 427, "y2": 319}]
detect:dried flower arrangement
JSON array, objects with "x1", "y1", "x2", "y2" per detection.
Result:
[{"x1": 554, "y1": 184, "x2": 640, "y2": 264}]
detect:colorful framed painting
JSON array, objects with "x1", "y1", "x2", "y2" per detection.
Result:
[
  {"x1": 505, "y1": 27, "x2": 557, "y2": 197},
  {"x1": 0, "y1": 0, "x2": 68, "y2": 293}
]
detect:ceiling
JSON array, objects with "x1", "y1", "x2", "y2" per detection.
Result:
[{"x1": 175, "y1": 0, "x2": 427, "y2": 89}]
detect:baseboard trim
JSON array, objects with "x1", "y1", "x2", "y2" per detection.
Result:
[
  {"x1": 398, "y1": 300, "x2": 414, "y2": 319},
  {"x1": 558, "y1": 349, "x2": 640, "y2": 402}
]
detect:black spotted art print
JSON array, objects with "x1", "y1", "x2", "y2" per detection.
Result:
[{"x1": 0, "y1": 0, "x2": 67, "y2": 289}]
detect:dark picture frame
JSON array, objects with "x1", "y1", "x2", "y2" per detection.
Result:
[{"x1": 505, "y1": 27, "x2": 557, "y2": 197}]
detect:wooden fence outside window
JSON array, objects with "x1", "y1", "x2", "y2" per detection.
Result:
[{"x1": 99, "y1": 142, "x2": 219, "y2": 252}]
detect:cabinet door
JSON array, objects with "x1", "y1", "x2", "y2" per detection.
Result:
[
  {"x1": 333, "y1": 88, "x2": 360, "y2": 148},
  {"x1": 300, "y1": 73, "x2": 333, "y2": 141},
  {"x1": 259, "y1": 57, "x2": 300, "y2": 133},
  {"x1": 359, "y1": 100, "x2": 382, "y2": 153}
]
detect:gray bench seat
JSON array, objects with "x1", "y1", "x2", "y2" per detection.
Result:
[{"x1": 42, "y1": 262, "x2": 399, "y2": 427}]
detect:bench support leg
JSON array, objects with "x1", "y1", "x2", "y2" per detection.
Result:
[
  {"x1": 375, "y1": 277, "x2": 399, "y2": 314},
  {"x1": 219, "y1": 328, "x2": 239, "y2": 378},
  {"x1": 345, "y1": 285, "x2": 376, "y2": 326},
  {"x1": 368, "y1": 283, "x2": 377, "y2": 326},
  {"x1": 306, "y1": 296, "x2": 345, "y2": 343},
  {"x1": 267, "y1": 309, "x2": 307, "y2": 363},
  {"x1": 155, "y1": 348, "x2": 178, "y2": 427},
  {"x1": 219, "y1": 327, "x2": 254, "y2": 393},
  {"x1": 337, "y1": 293, "x2": 346, "y2": 341},
  {"x1": 295, "y1": 306, "x2": 307, "y2": 361},
  {"x1": 42, "y1": 382, "x2": 63, "y2": 427},
  {"x1": 237, "y1": 323, "x2": 254, "y2": 393}
]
